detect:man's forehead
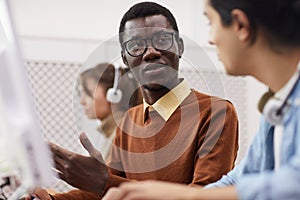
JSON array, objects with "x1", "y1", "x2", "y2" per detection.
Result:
[
  {"x1": 122, "y1": 27, "x2": 174, "y2": 38},
  {"x1": 122, "y1": 15, "x2": 174, "y2": 37},
  {"x1": 124, "y1": 27, "x2": 174, "y2": 36},
  {"x1": 125, "y1": 15, "x2": 171, "y2": 28}
]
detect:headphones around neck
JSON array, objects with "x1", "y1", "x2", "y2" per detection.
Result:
[
  {"x1": 106, "y1": 65, "x2": 122, "y2": 103},
  {"x1": 258, "y1": 70, "x2": 300, "y2": 125}
]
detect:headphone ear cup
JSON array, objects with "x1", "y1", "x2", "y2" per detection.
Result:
[
  {"x1": 263, "y1": 98, "x2": 283, "y2": 125},
  {"x1": 106, "y1": 88, "x2": 122, "y2": 103}
]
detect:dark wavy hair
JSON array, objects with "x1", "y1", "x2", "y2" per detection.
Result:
[{"x1": 209, "y1": 0, "x2": 300, "y2": 47}]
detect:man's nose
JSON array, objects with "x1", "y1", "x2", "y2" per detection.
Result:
[{"x1": 143, "y1": 40, "x2": 161, "y2": 60}]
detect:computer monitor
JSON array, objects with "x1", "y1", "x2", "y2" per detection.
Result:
[{"x1": 0, "y1": 0, "x2": 56, "y2": 198}]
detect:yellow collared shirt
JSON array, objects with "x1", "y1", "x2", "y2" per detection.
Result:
[{"x1": 143, "y1": 79, "x2": 191, "y2": 121}]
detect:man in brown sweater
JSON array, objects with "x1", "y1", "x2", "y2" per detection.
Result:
[{"x1": 29, "y1": 2, "x2": 239, "y2": 200}]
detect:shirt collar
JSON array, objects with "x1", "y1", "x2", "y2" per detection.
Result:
[
  {"x1": 143, "y1": 79, "x2": 191, "y2": 121},
  {"x1": 275, "y1": 70, "x2": 300, "y2": 100}
]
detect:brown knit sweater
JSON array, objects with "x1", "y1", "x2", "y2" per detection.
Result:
[{"x1": 52, "y1": 90, "x2": 239, "y2": 200}]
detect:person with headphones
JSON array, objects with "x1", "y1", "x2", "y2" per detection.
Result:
[
  {"x1": 23, "y1": 63, "x2": 142, "y2": 200},
  {"x1": 28, "y1": 2, "x2": 240, "y2": 200},
  {"x1": 79, "y1": 63, "x2": 142, "y2": 160},
  {"x1": 101, "y1": 0, "x2": 300, "y2": 199}
]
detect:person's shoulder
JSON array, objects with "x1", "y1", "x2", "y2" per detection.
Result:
[
  {"x1": 191, "y1": 89, "x2": 231, "y2": 102},
  {"x1": 191, "y1": 89, "x2": 213, "y2": 99},
  {"x1": 190, "y1": 89, "x2": 236, "y2": 110}
]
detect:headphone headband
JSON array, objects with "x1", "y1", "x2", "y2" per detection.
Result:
[{"x1": 106, "y1": 65, "x2": 122, "y2": 103}]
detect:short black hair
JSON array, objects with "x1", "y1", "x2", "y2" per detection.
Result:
[
  {"x1": 209, "y1": 0, "x2": 300, "y2": 47},
  {"x1": 118, "y1": 2, "x2": 179, "y2": 44}
]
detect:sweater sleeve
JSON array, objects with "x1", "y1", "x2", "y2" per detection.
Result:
[
  {"x1": 51, "y1": 172, "x2": 131, "y2": 200},
  {"x1": 191, "y1": 99, "x2": 239, "y2": 186},
  {"x1": 101, "y1": 127, "x2": 131, "y2": 195},
  {"x1": 52, "y1": 189, "x2": 99, "y2": 200}
]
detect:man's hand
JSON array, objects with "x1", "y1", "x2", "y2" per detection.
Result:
[
  {"x1": 102, "y1": 180, "x2": 198, "y2": 200},
  {"x1": 50, "y1": 132, "x2": 109, "y2": 194},
  {"x1": 102, "y1": 181, "x2": 239, "y2": 200}
]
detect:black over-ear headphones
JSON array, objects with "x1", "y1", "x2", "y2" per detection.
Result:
[
  {"x1": 106, "y1": 65, "x2": 122, "y2": 103},
  {"x1": 258, "y1": 70, "x2": 300, "y2": 125}
]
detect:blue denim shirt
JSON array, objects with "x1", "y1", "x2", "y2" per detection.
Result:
[{"x1": 206, "y1": 79, "x2": 300, "y2": 200}]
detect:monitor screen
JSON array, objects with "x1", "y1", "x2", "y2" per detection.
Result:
[{"x1": 0, "y1": 0, "x2": 56, "y2": 198}]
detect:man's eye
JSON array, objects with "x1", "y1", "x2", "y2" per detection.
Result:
[
  {"x1": 128, "y1": 40, "x2": 144, "y2": 50},
  {"x1": 157, "y1": 37, "x2": 169, "y2": 44},
  {"x1": 155, "y1": 34, "x2": 172, "y2": 45}
]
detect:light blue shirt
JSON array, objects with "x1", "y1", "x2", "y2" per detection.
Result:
[{"x1": 206, "y1": 78, "x2": 300, "y2": 200}]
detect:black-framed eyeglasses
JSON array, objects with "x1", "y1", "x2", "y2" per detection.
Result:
[{"x1": 123, "y1": 32, "x2": 176, "y2": 57}]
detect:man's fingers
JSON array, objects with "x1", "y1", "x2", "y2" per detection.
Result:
[
  {"x1": 50, "y1": 148, "x2": 69, "y2": 172},
  {"x1": 48, "y1": 142, "x2": 71, "y2": 160},
  {"x1": 102, "y1": 182, "x2": 144, "y2": 200},
  {"x1": 79, "y1": 132, "x2": 94, "y2": 152},
  {"x1": 56, "y1": 171, "x2": 72, "y2": 186},
  {"x1": 102, "y1": 187, "x2": 124, "y2": 200},
  {"x1": 79, "y1": 132, "x2": 104, "y2": 163},
  {"x1": 48, "y1": 135, "x2": 104, "y2": 164}
]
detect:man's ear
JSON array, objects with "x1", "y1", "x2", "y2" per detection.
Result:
[
  {"x1": 177, "y1": 37, "x2": 184, "y2": 58},
  {"x1": 121, "y1": 50, "x2": 129, "y2": 66},
  {"x1": 231, "y1": 9, "x2": 251, "y2": 42}
]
